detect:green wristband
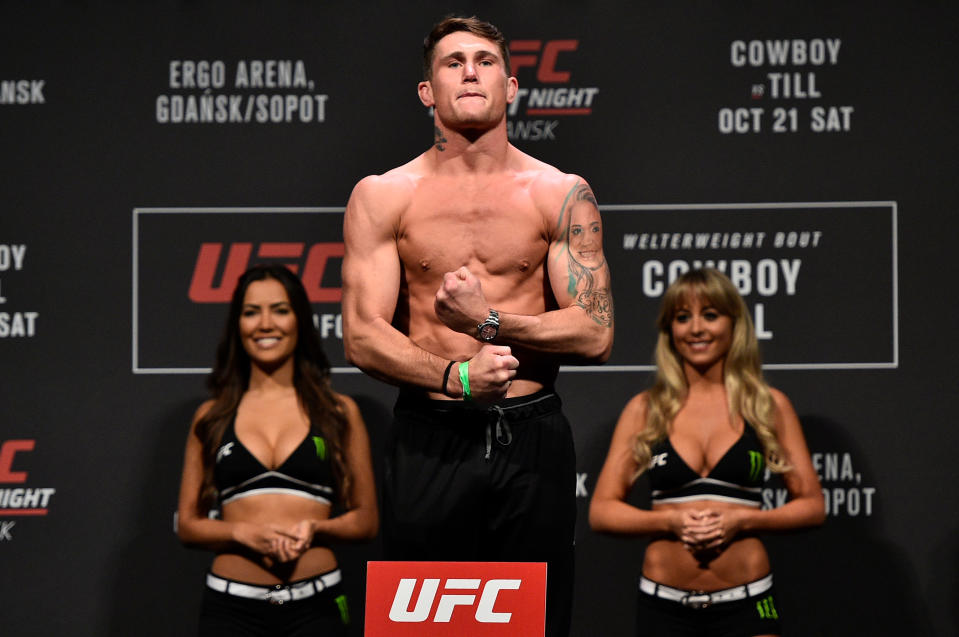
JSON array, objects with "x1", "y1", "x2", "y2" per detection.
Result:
[{"x1": 458, "y1": 361, "x2": 471, "y2": 400}]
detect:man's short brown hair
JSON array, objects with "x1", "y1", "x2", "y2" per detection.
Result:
[{"x1": 422, "y1": 15, "x2": 510, "y2": 80}]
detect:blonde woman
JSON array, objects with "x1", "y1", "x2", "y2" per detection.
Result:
[{"x1": 590, "y1": 268, "x2": 823, "y2": 636}]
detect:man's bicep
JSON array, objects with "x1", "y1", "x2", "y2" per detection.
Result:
[
  {"x1": 343, "y1": 238, "x2": 401, "y2": 322},
  {"x1": 546, "y1": 238, "x2": 577, "y2": 309},
  {"x1": 342, "y1": 183, "x2": 403, "y2": 324}
]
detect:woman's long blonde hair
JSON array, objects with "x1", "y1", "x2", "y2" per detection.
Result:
[{"x1": 633, "y1": 268, "x2": 790, "y2": 476}]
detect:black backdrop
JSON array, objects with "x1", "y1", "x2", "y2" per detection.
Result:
[{"x1": 1, "y1": 2, "x2": 957, "y2": 635}]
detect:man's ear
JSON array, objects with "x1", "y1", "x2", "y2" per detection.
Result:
[
  {"x1": 418, "y1": 80, "x2": 435, "y2": 107},
  {"x1": 506, "y1": 76, "x2": 518, "y2": 104}
]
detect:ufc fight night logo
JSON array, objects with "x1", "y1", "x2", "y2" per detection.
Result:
[
  {"x1": 0, "y1": 439, "x2": 56, "y2": 542},
  {"x1": 506, "y1": 38, "x2": 600, "y2": 141},
  {"x1": 366, "y1": 562, "x2": 546, "y2": 637}
]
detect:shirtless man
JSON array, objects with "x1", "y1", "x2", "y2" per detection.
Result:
[{"x1": 342, "y1": 16, "x2": 613, "y2": 636}]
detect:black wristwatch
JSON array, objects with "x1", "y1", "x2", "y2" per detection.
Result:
[{"x1": 477, "y1": 309, "x2": 500, "y2": 342}]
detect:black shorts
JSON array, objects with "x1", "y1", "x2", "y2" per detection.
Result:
[
  {"x1": 198, "y1": 570, "x2": 350, "y2": 637},
  {"x1": 636, "y1": 575, "x2": 783, "y2": 637},
  {"x1": 383, "y1": 388, "x2": 577, "y2": 637}
]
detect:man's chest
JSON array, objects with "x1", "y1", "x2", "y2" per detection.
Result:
[{"x1": 397, "y1": 183, "x2": 552, "y2": 277}]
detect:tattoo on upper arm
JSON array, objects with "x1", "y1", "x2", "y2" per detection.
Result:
[
  {"x1": 575, "y1": 184, "x2": 598, "y2": 207},
  {"x1": 434, "y1": 126, "x2": 447, "y2": 151},
  {"x1": 555, "y1": 182, "x2": 614, "y2": 327}
]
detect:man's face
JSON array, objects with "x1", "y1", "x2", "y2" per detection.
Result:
[{"x1": 419, "y1": 32, "x2": 517, "y2": 129}]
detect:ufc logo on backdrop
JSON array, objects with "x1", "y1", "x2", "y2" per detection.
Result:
[
  {"x1": 0, "y1": 440, "x2": 34, "y2": 483},
  {"x1": 366, "y1": 561, "x2": 546, "y2": 636},
  {"x1": 509, "y1": 40, "x2": 578, "y2": 82},
  {"x1": 506, "y1": 38, "x2": 598, "y2": 121},
  {"x1": 188, "y1": 241, "x2": 343, "y2": 303}
]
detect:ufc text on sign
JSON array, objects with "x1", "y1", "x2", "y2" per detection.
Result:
[{"x1": 365, "y1": 561, "x2": 546, "y2": 637}]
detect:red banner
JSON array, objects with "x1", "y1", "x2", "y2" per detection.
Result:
[{"x1": 365, "y1": 561, "x2": 547, "y2": 637}]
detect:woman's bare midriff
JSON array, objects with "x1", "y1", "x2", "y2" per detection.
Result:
[
  {"x1": 643, "y1": 500, "x2": 771, "y2": 591},
  {"x1": 211, "y1": 494, "x2": 337, "y2": 585}
]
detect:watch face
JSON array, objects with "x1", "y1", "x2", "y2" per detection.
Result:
[{"x1": 479, "y1": 324, "x2": 497, "y2": 341}]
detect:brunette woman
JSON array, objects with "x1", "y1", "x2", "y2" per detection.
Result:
[{"x1": 177, "y1": 264, "x2": 377, "y2": 636}]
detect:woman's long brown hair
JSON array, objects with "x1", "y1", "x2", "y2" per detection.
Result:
[{"x1": 192, "y1": 264, "x2": 352, "y2": 513}]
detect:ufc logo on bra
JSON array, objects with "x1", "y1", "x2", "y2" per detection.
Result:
[{"x1": 366, "y1": 561, "x2": 546, "y2": 636}]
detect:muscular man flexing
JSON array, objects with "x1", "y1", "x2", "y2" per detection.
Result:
[{"x1": 342, "y1": 16, "x2": 613, "y2": 636}]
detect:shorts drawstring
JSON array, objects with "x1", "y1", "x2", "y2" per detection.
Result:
[{"x1": 485, "y1": 405, "x2": 513, "y2": 460}]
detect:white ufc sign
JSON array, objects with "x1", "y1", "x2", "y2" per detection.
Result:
[
  {"x1": 366, "y1": 561, "x2": 546, "y2": 636},
  {"x1": 389, "y1": 577, "x2": 521, "y2": 623}
]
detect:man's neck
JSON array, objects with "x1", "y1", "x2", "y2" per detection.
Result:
[{"x1": 429, "y1": 120, "x2": 511, "y2": 174}]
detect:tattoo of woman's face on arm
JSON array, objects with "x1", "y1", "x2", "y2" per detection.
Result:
[
  {"x1": 558, "y1": 183, "x2": 613, "y2": 327},
  {"x1": 568, "y1": 187, "x2": 604, "y2": 270}
]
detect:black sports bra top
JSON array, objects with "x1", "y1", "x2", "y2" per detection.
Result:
[
  {"x1": 213, "y1": 419, "x2": 337, "y2": 507},
  {"x1": 647, "y1": 423, "x2": 766, "y2": 508}
]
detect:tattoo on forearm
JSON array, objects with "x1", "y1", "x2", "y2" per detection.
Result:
[
  {"x1": 581, "y1": 286, "x2": 614, "y2": 326},
  {"x1": 568, "y1": 257, "x2": 614, "y2": 326},
  {"x1": 434, "y1": 126, "x2": 448, "y2": 151},
  {"x1": 556, "y1": 181, "x2": 614, "y2": 327}
]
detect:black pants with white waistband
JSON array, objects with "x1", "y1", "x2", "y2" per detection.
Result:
[
  {"x1": 383, "y1": 388, "x2": 577, "y2": 637},
  {"x1": 197, "y1": 571, "x2": 349, "y2": 637},
  {"x1": 636, "y1": 576, "x2": 783, "y2": 637}
]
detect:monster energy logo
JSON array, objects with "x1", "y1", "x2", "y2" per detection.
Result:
[
  {"x1": 312, "y1": 436, "x2": 327, "y2": 461},
  {"x1": 756, "y1": 594, "x2": 779, "y2": 619},
  {"x1": 335, "y1": 593, "x2": 350, "y2": 624},
  {"x1": 748, "y1": 450, "x2": 764, "y2": 481}
]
